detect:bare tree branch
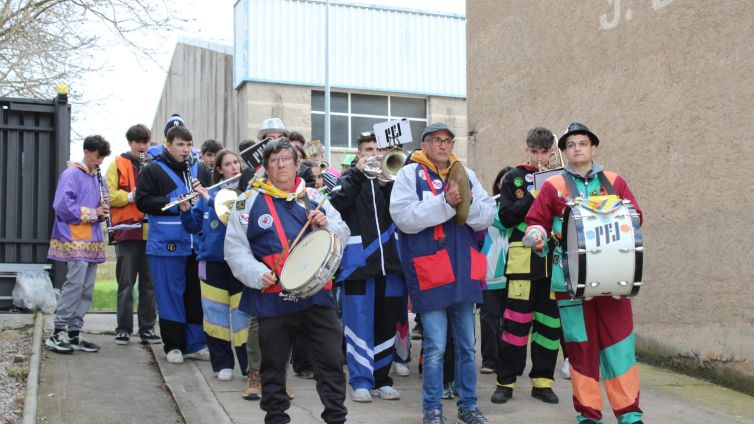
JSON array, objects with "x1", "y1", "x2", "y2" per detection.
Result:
[{"x1": 0, "y1": 0, "x2": 177, "y2": 98}]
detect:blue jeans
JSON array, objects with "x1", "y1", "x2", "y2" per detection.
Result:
[{"x1": 422, "y1": 302, "x2": 478, "y2": 412}]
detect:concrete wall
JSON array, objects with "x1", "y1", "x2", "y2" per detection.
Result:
[
  {"x1": 151, "y1": 41, "x2": 241, "y2": 149},
  {"x1": 467, "y1": 0, "x2": 754, "y2": 380}
]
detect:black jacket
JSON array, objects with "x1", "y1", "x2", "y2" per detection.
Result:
[
  {"x1": 135, "y1": 151, "x2": 195, "y2": 216},
  {"x1": 328, "y1": 166, "x2": 403, "y2": 280},
  {"x1": 498, "y1": 163, "x2": 550, "y2": 280}
]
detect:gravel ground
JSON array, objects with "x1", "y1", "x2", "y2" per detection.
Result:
[{"x1": 0, "y1": 325, "x2": 33, "y2": 424}]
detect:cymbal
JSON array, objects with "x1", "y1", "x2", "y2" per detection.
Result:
[
  {"x1": 448, "y1": 161, "x2": 470, "y2": 225},
  {"x1": 214, "y1": 188, "x2": 239, "y2": 226}
]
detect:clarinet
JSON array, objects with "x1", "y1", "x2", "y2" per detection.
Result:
[
  {"x1": 95, "y1": 165, "x2": 114, "y2": 245},
  {"x1": 139, "y1": 152, "x2": 146, "y2": 172}
]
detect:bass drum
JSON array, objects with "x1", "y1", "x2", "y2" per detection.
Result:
[
  {"x1": 279, "y1": 230, "x2": 343, "y2": 301},
  {"x1": 562, "y1": 197, "x2": 643, "y2": 299}
]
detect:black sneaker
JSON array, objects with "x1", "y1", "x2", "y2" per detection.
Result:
[
  {"x1": 70, "y1": 337, "x2": 100, "y2": 353},
  {"x1": 45, "y1": 332, "x2": 73, "y2": 354},
  {"x1": 422, "y1": 409, "x2": 443, "y2": 424},
  {"x1": 442, "y1": 383, "x2": 454, "y2": 400},
  {"x1": 457, "y1": 407, "x2": 490, "y2": 424},
  {"x1": 531, "y1": 387, "x2": 559, "y2": 404},
  {"x1": 139, "y1": 329, "x2": 162, "y2": 344},
  {"x1": 490, "y1": 386, "x2": 512, "y2": 404},
  {"x1": 114, "y1": 332, "x2": 130, "y2": 345}
]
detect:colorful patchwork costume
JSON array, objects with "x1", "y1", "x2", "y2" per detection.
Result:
[{"x1": 526, "y1": 163, "x2": 643, "y2": 424}]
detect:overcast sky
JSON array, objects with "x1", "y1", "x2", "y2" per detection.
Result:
[{"x1": 71, "y1": 0, "x2": 465, "y2": 167}]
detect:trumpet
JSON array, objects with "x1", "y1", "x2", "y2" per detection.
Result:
[
  {"x1": 318, "y1": 161, "x2": 329, "y2": 171},
  {"x1": 161, "y1": 173, "x2": 243, "y2": 211},
  {"x1": 363, "y1": 149, "x2": 406, "y2": 183}
]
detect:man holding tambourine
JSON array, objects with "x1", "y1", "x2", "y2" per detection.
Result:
[{"x1": 525, "y1": 123, "x2": 644, "y2": 424}]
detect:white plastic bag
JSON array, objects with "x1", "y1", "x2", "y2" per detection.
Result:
[{"x1": 12, "y1": 270, "x2": 58, "y2": 314}]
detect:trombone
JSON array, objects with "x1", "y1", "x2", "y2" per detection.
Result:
[{"x1": 161, "y1": 173, "x2": 243, "y2": 211}]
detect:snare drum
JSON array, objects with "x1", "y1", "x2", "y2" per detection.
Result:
[
  {"x1": 279, "y1": 229, "x2": 344, "y2": 301},
  {"x1": 562, "y1": 196, "x2": 643, "y2": 299}
]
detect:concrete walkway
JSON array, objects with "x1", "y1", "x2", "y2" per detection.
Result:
[{"x1": 37, "y1": 313, "x2": 754, "y2": 423}]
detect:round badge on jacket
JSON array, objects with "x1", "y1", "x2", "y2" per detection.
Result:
[
  {"x1": 166, "y1": 243, "x2": 177, "y2": 252},
  {"x1": 514, "y1": 177, "x2": 524, "y2": 187}
]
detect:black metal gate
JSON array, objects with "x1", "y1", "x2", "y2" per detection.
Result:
[{"x1": 0, "y1": 92, "x2": 70, "y2": 308}]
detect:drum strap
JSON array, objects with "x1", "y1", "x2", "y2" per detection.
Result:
[
  {"x1": 420, "y1": 164, "x2": 446, "y2": 243},
  {"x1": 263, "y1": 194, "x2": 290, "y2": 254},
  {"x1": 597, "y1": 172, "x2": 617, "y2": 195},
  {"x1": 560, "y1": 171, "x2": 616, "y2": 198}
]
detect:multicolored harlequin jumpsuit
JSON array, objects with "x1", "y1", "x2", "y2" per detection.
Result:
[
  {"x1": 526, "y1": 165, "x2": 644, "y2": 424},
  {"x1": 495, "y1": 164, "x2": 561, "y2": 392}
]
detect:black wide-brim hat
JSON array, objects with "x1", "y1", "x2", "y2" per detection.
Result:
[{"x1": 558, "y1": 122, "x2": 600, "y2": 150}]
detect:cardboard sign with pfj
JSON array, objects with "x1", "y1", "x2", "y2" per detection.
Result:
[{"x1": 374, "y1": 118, "x2": 413, "y2": 149}]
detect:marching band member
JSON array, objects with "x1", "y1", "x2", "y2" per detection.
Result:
[
  {"x1": 106, "y1": 124, "x2": 160, "y2": 345},
  {"x1": 328, "y1": 132, "x2": 406, "y2": 403},
  {"x1": 492, "y1": 128, "x2": 561, "y2": 405},
  {"x1": 46, "y1": 135, "x2": 111, "y2": 354},
  {"x1": 136, "y1": 125, "x2": 209, "y2": 364},
  {"x1": 180, "y1": 149, "x2": 249, "y2": 381},
  {"x1": 390, "y1": 123, "x2": 495, "y2": 424},
  {"x1": 225, "y1": 138, "x2": 349, "y2": 424},
  {"x1": 525, "y1": 123, "x2": 644, "y2": 424}
]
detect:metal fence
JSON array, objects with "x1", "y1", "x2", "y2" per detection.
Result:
[{"x1": 0, "y1": 93, "x2": 70, "y2": 308}]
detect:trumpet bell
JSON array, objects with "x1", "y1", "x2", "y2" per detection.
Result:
[{"x1": 214, "y1": 188, "x2": 240, "y2": 225}]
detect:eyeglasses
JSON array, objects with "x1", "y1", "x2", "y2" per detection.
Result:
[
  {"x1": 424, "y1": 137, "x2": 455, "y2": 146},
  {"x1": 268, "y1": 156, "x2": 294, "y2": 165}
]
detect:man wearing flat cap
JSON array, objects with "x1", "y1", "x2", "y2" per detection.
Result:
[
  {"x1": 390, "y1": 122, "x2": 495, "y2": 424},
  {"x1": 525, "y1": 123, "x2": 645, "y2": 424}
]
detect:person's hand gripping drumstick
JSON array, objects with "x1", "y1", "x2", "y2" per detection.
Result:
[
  {"x1": 260, "y1": 200, "x2": 328, "y2": 290},
  {"x1": 523, "y1": 225, "x2": 547, "y2": 253}
]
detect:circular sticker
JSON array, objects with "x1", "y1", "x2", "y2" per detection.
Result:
[
  {"x1": 620, "y1": 224, "x2": 631, "y2": 233},
  {"x1": 210, "y1": 220, "x2": 219, "y2": 229},
  {"x1": 166, "y1": 243, "x2": 176, "y2": 252},
  {"x1": 418, "y1": 169, "x2": 426, "y2": 179},
  {"x1": 432, "y1": 179, "x2": 443, "y2": 190},
  {"x1": 513, "y1": 177, "x2": 524, "y2": 187},
  {"x1": 525, "y1": 173, "x2": 534, "y2": 183},
  {"x1": 239, "y1": 212, "x2": 249, "y2": 225},
  {"x1": 526, "y1": 184, "x2": 534, "y2": 192},
  {"x1": 203, "y1": 212, "x2": 210, "y2": 220},
  {"x1": 515, "y1": 189, "x2": 524, "y2": 199},
  {"x1": 586, "y1": 230, "x2": 596, "y2": 240},
  {"x1": 257, "y1": 213, "x2": 274, "y2": 229}
]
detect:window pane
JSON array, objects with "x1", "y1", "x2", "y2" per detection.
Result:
[
  {"x1": 403, "y1": 120, "x2": 427, "y2": 151},
  {"x1": 312, "y1": 113, "x2": 349, "y2": 148},
  {"x1": 391, "y1": 97, "x2": 427, "y2": 119},
  {"x1": 311, "y1": 91, "x2": 348, "y2": 113},
  {"x1": 331, "y1": 115, "x2": 349, "y2": 147},
  {"x1": 351, "y1": 117, "x2": 384, "y2": 145},
  {"x1": 312, "y1": 113, "x2": 324, "y2": 143},
  {"x1": 351, "y1": 93, "x2": 388, "y2": 116}
]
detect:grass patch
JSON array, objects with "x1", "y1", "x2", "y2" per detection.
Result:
[
  {"x1": 7, "y1": 366, "x2": 28, "y2": 381},
  {"x1": 91, "y1": 279, "x2": 118, "y2": 311}
]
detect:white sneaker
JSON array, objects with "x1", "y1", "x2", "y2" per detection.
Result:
[
  {"x1": 351, "y1": 388, "x2": 372, "y2": 403},
  {"x1": 166, "y1": 349, "x2": 184, "y2": 364},
  {"x1": 370, "y1": 385, "x2": 400, "y2": 400},
  {"x1": 217, "y1": 368, "x2": 233, "y2": 381},
  {"x1": 393, "y1": 362, "x2": 410, "y2": 377},
  {"x1": 184, "y1": 347, "x2": 210, "y2": 361},
  {"x1": 561, "y1": 358, "x2": 571, "y2": 380}
]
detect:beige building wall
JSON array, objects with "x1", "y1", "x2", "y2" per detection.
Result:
[
  {"x1": 467, "y1": 0, "x2": 754, "y2": 382},
  {"x1": 151, "y1": 41, "x2": 240, "y2": 148}
]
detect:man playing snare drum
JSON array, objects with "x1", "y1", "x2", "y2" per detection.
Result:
[
  {"x1": 525, "y1": 123, "x2": 644, "y2": 424},
  {"x1": 224, "y1": 138, "x2": 350, "y2": 424}
]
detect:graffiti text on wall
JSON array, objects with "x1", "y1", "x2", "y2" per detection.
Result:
[{"x1": 599, "y1": 0, "x2": 677, "y2": 30}]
